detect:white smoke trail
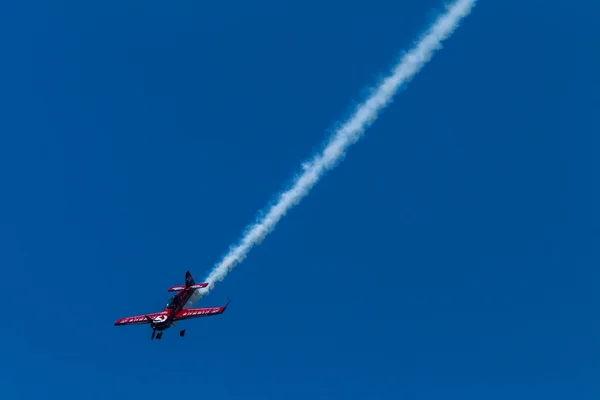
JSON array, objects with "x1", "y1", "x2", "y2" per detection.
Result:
[{"x1": 191, "y1": 0, "x2": 476, "y2": 303}]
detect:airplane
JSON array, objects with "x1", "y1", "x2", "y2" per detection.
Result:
[{"x1": 114, "y1": 271, "x2": 229, "y2": 340}]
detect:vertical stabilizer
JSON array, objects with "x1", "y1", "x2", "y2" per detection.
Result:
[{"x1": 185, "y1": 271, "x2": 196, "y2": 287}]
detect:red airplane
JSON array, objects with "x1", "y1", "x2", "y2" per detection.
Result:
[{"x1": 114, "y1": 271, "x2": 229, "y2": 340}]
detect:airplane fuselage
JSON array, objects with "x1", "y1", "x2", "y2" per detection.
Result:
[{"x1": 152, "y1": 288, "x2": 197, "y2": 331}]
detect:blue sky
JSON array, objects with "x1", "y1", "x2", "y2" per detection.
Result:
[{"x1": 1, "y1": 0, "x2": 599, "y2": 399}]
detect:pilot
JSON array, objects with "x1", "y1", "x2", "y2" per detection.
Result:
[{"x1": 166, "y1": 296, "x2": 177, "y2": 309}]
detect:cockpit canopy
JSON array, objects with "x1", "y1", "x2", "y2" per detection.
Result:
[{"x1": 165, "y1": 295, "x2": 180, "y2": 309}]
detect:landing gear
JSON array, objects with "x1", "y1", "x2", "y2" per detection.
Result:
[
  {"x1": 151, "y1": 330, "x2": 163, "y2": 340},
  {"x1": 150, "y1": 328, "x2": 180, "y2": 340}
]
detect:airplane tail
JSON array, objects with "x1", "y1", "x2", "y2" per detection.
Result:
[
  {"x1": 167, "y1": 271, "x2": 208, "y2": 292},
  {"x1": 185, "y1": 270, "x2": 195, "y2": 287}
]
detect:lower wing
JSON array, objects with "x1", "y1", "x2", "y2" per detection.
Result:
[
  {"x1": 173, "y1": 302, "x2": 230, "y2": 321},
  {"x1": 114, "y1": 312, "x2": 168, "y2": 326}
]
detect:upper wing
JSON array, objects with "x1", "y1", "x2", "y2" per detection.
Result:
[
  {"x1": 114, "y1": 311, "x2": 168, "y2": 326},
  {"x1": 173, "y1": 304, "x2": 229, "y2": 321}
]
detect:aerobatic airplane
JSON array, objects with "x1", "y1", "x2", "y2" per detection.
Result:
[{"x1": 114, "y1": 271, "x2": 229, "y2": 340}]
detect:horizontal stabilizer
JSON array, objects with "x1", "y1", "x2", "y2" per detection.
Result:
[
  {"x1": 168, "y1": 283, "x2": 208, "y2": 292},
  {"x1": 190, "y1": 283, "x2": 209, "y2": 289}
]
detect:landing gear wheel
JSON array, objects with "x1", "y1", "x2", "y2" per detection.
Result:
[
  {"x1": 179, "y1": 329, "x2": 186, "y2": 337},
  {"x1": 151, "y1": 330, "x2": 156, "y2": 340},
  {"x1": 156, "y1": 332, "x2": 163, "y2": 340}
]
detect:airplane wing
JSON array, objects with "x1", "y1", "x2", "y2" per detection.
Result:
[
  {"x1": 173, "y1": 304, "x2": 229, "y2": 321},
  {"x1": 114, "y1": 311, "x2": 168, "y2": 326}
]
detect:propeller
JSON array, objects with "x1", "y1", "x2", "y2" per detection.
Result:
[{"x1": 146, "y1": 315, "x2": 158, "y2": 340}]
